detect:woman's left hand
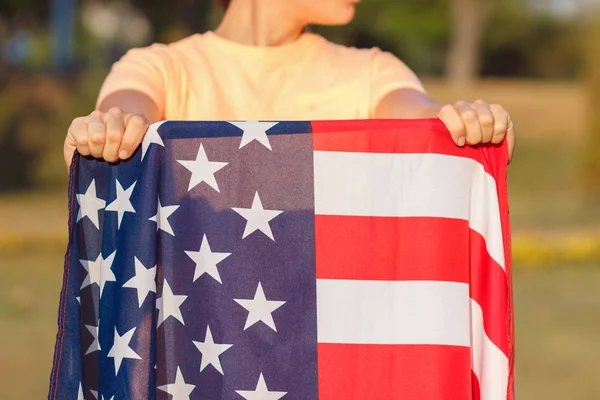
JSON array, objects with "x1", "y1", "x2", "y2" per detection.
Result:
[{"x1": 437, "y1": 99, "x2": 515, "y2": 163}]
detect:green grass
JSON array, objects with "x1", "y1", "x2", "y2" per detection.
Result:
[
  {"x1": 0, "y1": 249, "x2": 599, "y2": 399},
  {"x1": 507, "y1": 138, "x2": 600, "y2": 231},
  {"x1": 514, "y1": 266, "x2": 600, "y2": 399},
  {"x1": 0, "y1": 250, "x2": 64, "y2": 400}
]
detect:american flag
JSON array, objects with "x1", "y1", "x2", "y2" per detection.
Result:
[{"x1": 49, "y1": 119, "x2": 514, "y2": 400}]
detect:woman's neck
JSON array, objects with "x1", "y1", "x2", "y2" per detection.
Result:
[{"x1": 215, "y1": 0, "x2": 306, "y2": 46}]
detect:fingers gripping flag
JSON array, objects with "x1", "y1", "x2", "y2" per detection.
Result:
[{"x1": 49, "y1": 119, "x2": 514, "y2": 400}]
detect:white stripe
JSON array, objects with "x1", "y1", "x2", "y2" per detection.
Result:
[
  {"x1": 469, "y1": 164, "x2": 505, "y2": 270},
  {"x1": 316, "y1": 279, "x2": 470, "y2": 346},
  {"x1": 313, "y1": 151, "x2": 505, "y2": 270},
  {"x1": 471, "y1": 299, "x2": 509, "y2": 400}
]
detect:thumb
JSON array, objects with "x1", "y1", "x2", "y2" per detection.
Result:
[
  {"x1": 63, "y1": 135, "x2": 77, "y2": 170},
  {"x1": 506, "y1": 122, "x2": 516, "y2": 164}
]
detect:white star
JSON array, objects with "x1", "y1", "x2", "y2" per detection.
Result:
[
  {"x1": 234, "y1": 282, "x2": 286, "y2": 332},
  {"x1": 76, "y1": 179, "x2": 106, "y2": 229},
  {"x1": 185, "y1": 234, "x2": 231, "y2": 283},
  {"x1": 157, "y1": 279, "x2": 187, "y2": 327},
  {"x1": 107, "y1": 326, "x2": 142, "y2": 375},
  {"x1": 158, "y1": 366, "x2": 196, "y2": 400},
  {"x1": 141, "y1": 121, "x2": 165, "y2": 160},
  {"x1": 90, "y1": 391, "x2": 113, "y2": 400},
  {"x1": 122, "y1": 257, "x2": 157, "y2": 308},
  {"x1": 76, "y1": 296, "x2": 80, "y2": 305},
  {"x1": 77, "y1": 382, "x2": 85, "y2": 400},
  {"x1": 84, "y1": 320, "x2": 100, "y2": 355},
  {"x1": 105, "y1": 180, "x2": 136, "y2": 228},
  {"x1": 232, "y1": 192, "x2": 283, "y2": 241},
  {"x1": 192, "y1": 326, "x2": 233, "y2": 375},
  {"x1": 80, "y1": 251, "x2": 117, "y2": 298},
  {"x1": 235, "y1": 373, "x2": 287, "y2": 400},
  {"x1": 149, "y1": 197, "x2": 179, "y2": 236},
  {"x1": 177, "y1": 144, "x2": 228, "y2": 192},
  {"x1": 229, "y1": 121, "x2": 278, "y2": 150}
]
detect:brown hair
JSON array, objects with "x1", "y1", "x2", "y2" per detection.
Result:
[{"x1": 217, "y1": 0, "x2": 230, "y2": 8}]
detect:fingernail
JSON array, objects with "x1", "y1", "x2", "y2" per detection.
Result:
[
  {"x1": 119, "y1": 150, "x2": 128, "y2": 159},
  {"x1": 457, "y1": 137, "x2": 466, "y2": 146}
]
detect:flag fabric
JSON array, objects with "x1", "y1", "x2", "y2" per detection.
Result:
[{"x1": 49, "y1": 119, "x2": 514, "y2": 400}]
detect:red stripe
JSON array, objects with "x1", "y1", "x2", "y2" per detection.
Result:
[
  {"x1": 315, "y1": 214, "x2": 509, "y2": 356},
  {"x1": 318, "y1": 343, "x2": 472, "y2": 400},
  {"x1": 311, "y1": 118, "x2": 445, "y2": 134},
  {"x1": 311, "y1": 118, "x2": 504, "y2": 177},
  {"x1": 472, "y1": 371, "x2": 481, "y2": 400},
  {"x1": 487, "y1": 137, "x2": 515, "y2": 399},
  {"x1": 315, "y1": 215, "x2": 469, "y2": 283},
  {"x1": 469, "y1": 229, "x2": 509, "y2": 356},
  {"x1": 311, "y1": 119, "x2": 513, "y2": 398}
]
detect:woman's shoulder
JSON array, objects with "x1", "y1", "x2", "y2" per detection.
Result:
[
  {"x1": 308, "y1": 32, "x2": 400, "y2": 68},
  {"x1": 119, "y1": 34, "x2": 204, "y2": 63}
]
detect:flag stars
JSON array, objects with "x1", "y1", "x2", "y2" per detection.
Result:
[
  {"x1": 107, "y1": 327, "x2": 142, "y2": 375},
  {"x1": 68, "y1": 121, "x2": 314, "y2": 398},
  {"x1": 234, "y1": 282, "x2": 286, "y2": 332},
  {"x1": 79, "y1": 250, "x2": 117, "y2": 298},
  {"x1": 157, "y1": 279, "x2": 188, "y2": 327},
  {"x1": 77, "y1": 382, "x2": 85, "y2": 400},
  {"x1": 185, "y1": 234, "x2": 231, "y2": 284},
  {"x1": 229, "y1": 121, "x2": 278, "y2": 151},
  {"x1": 105, "y1": 179, "x2": 136, "y2": 228},
  {"x1": 84, "y1": 319, "x2": 100, "y2": 355},
  {"x1": 149, "y1": 197, "x2": 179, "y2": 236},
  {"x1": 76, "y1": 179, "x2": 106, "y2": 229},
  {"x1": 177, "y1": 143, "x2": 228, "y2": 192},
  {"x1": 122, "y1": 257, "x2": 157, "y2": 308},
  {"x1": 157, "y1": 367, "x2": 196, "y2": 400},
  {"x1": 232, "y1": 192, "x2": 283, "y2": 241},
  {"x1": 193, "y1": 325, "x2": 233, "y2": 375},
  {"x1": 91, "y1": 391, "x2": 112, "y2": 400},
  {"x1": 141, "y1": 121, "x2": 165, "y2": 160},
  {"x1": 235, "y1": 373, "x2": 287, "y2": 400}
]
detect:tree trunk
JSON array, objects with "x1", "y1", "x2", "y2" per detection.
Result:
[{"x1": 445, "y1": 0, "x2": 494, "y2": 86}]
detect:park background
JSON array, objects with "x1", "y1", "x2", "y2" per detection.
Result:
[{"x1": 0, "y1": 0, "x2": 599, "y2": 398}]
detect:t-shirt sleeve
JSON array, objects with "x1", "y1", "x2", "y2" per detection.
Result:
[
  {"x1": 369, "y1": 48, "x2": 427, "y2": 116},
  {"x1": 96, "y1": 43, "x2": 171, "y2": 116}
]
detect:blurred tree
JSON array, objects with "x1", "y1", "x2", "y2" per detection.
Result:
[
  {"x1": 0, "y1": 0, "x2": 48, "y2": 18},
  {"x1": 482, "y1": 1, "x2": 583, "y2": 79},
  {"x1": 132, "y1": 0, "x2": 214, "y2": 42},
  {"x1": 445, "y1": 0, "x2": 495, "y2": 85},
  {"x1": 316, "y1": 0, "x2": 449, "y2": 75},
  {"x1": 0, "y1": 73, "x2": 74, "y2": 191}
]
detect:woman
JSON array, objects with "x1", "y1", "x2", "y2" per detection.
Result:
[{"x1": 63, "y1": 0, "x2": 515, "y2": 167}]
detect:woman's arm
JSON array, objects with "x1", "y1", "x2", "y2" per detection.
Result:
[
  {"x1": 63, "y1": 43, "x2": 173, "y2": 169},
  {"x1": 373, "y1": 88, "x2": 442, "y2": 119},
  {"x1": 374, "y1": 88, "x2": 516, "y2": 162},
  {"x1": 63, "y1": 90, "x2": 160, "y2": 169}
]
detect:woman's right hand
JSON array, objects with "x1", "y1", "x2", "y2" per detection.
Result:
[{"x1": 64, "y1": 107, "x2": 150, "y2": 168}]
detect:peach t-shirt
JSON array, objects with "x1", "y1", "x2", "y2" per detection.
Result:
[{"x1": 97, "y1": 31, "x2": 426, "y2": 120}]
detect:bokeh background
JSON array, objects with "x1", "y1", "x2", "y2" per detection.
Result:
[{"x1": 1, "y1": 0, "x2": 599, "y2": 398}]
